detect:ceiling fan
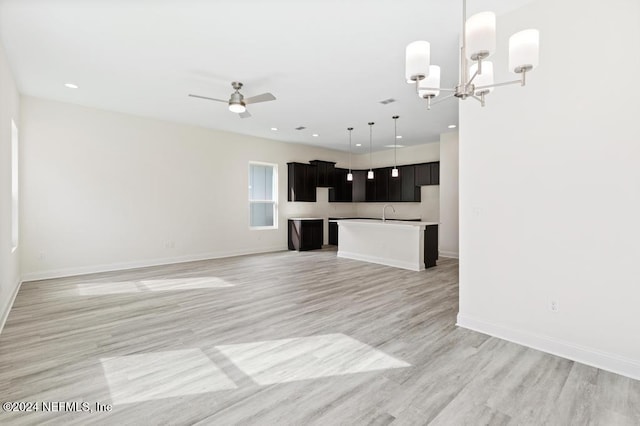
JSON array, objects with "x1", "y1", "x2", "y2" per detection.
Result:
[{"x1": 189, "y1": 81, "x2": 276, "y2": 118}]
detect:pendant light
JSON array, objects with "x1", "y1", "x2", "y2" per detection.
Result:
[
  {"x1": 367, "y1": 122, "x2": 374, "y2": 180},
  {"x1": 347, "y1": 127, "x2": 354, "y2": 181},
  {"x1": 391, "y1": 116, "x2": 399, "y2": 178}
]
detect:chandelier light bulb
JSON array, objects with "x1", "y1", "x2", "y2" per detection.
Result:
[
  {"x1": 509, "y1": 29, "x2": 540, "y2": 73},
  {"x1": 347, "y1": 172, "x2": 353, "y2": 182},
  {"x1": 392, "y1": 168, "x2": 399, "y2": 178},
  {"x1": 367, "y1": 170, "x2": 374, "y2": 180},
  {"x1": 405, "y1": 41, "x2": 430, "y2": 82},
  {"x1": 465, "y1": 11, "x2": 496, "y2": 60},
  {"x1": 470, "y1": 61, "x2": 494, "y2": 94},
  {"x1": 418, "y1": 65, "x2": 441, "y2": 98}
]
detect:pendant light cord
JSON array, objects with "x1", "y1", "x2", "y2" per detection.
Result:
[
  {"x1": 348, "y1": 127, "x2": 353, "y2": 173},
  {"x1": 393, "y1": 115, "x2": 399, "y2": 168},
  {"x1": 368, "y1": 122, "x2": 374, "y2": 171}
]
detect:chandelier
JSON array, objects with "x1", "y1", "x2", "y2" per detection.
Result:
[{"x1": 406, "y1": 0, "x2": 540, "y2": 109}]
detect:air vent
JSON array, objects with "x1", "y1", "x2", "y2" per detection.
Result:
[
  {"x1": 295, "y1": 126, "x2": 306, "y2": 130},
  {"x1": 379, "y1": 98, "x2": 396, "y2": 105}
]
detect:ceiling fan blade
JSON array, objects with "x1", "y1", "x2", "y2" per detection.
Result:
[
  {"x1": 188, "y1": 94, "x2": 228, "y2": 103},
  {"x1": 239, "y1": 110, "x2": 252, "y2": 119},
  {"x1": 244, "y1": 92, "x2": 276, "y2": 105}
]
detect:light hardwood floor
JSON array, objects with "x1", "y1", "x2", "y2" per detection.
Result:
[{"x1": 0, "y1": 249, "x2": 638, "y2": 425}]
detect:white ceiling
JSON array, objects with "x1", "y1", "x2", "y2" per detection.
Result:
[{"x1": 0, "y1": 0, "x2": 533, "y2": 152}]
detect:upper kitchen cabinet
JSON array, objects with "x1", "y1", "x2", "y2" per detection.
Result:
[
  {"x1": 415, "y1": 162, "x2": 440, "y2": 186},
  {"x1": 309, "y1": 160, "x2": 335, "y2": 188},
  {"x1": 388, "y1": 168, "x2": 403, "y2": 202},
  {"x1": 430, "y1": 162, "x2": 440, "y2": 185},
  {"x1": 287, "y1": 162, "x2": 318, "y2": 202},
  {"x1": 352, "y1": 170, "x2": 367, "y2": 202},
  {"x1": 374, "y1": 167, "x2": 390, "y2": 201},
  {"x1": 400, "y1": 165, "x2": 421, "y2": 202},
  {"x1": 329, "y1": 168, "x2": 353, "y2": 202}
]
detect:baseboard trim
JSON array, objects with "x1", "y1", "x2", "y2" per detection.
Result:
[
  {"x1": 457, "y1": 313, "x2": 640, "y2": 381},
  {"x1": 0, "y1": 278, "x2": 22, "y2": 335},
  {"x1": 21, "y1": 246, "x2": 285, "y2": 282},
  {"x1": 439, "y1": 250, "x2": 459, "y2": 259}
]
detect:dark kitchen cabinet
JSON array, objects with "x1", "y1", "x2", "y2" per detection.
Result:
[
  {"x1": 374, "y1": 168, "x2": 389, "y2": 201},
  {"x1": 288, "y1": 219, "x2": 323, "y2": 251},
  {"x1": 415, "y1": 162, "x2": 440, "y2": 186},
  {"x1": 328, "y1": 221, "x2": 338, "y2": 245},
  {"x1": 430, "y1": 162, "x2": 440, "y2": 185},
  {"x1": 401, "y1": 165, "x2": 420, "y2": 202},
  {"x1": 287, "y1": 162, "x2": 318, "y2": 202},
  {"x1": 309, "y1": 160, "x2": 335, "y2": 188},
  {"x1": 352, "y1": 170, "x2": 367, "y2": 202},
  {"x1": 415, "y1": 163, "x2": 431, "y2": 186},
  {"x1": 424, "y1": 225, "x2": 439, "y2": 268},
  {"x1": 329, "y1": 168, "x2": 353, "y2": 202},
  {"x1": 388, "y1": 168, "x2": 402, "y2": 202},
  {"x1": 365, "y1": 172, "x2": 376, "y2": 201}
]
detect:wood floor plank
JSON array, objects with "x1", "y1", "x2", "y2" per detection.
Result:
[{"x1": 0, "y1": 249, "x2": 637, "y2": 425}]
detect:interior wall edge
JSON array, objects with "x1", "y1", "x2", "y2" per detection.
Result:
[
  {"x1": 0, "y1": 277, "x2": 22, "y2": 335},
  {"x1": 457, "y1": 313, "x2": 640, "y2": 381}
]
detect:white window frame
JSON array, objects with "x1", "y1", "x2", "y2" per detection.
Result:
[
  {"x1": 248, "y1": 161, "x2": 278, "y2": 230},
  {"x1": 11, "y1": 120, "x2": 18, "y2": 252}
]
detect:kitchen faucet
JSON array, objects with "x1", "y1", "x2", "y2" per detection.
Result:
[{"x1": 382, "y1": 204, "x2": 396, "y2": 222}]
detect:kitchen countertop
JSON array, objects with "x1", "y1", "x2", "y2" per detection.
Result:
[
  {"x1": 328, "y1": 217, "x2": 421, "y2": 222},
  {"x1": 337, "y1": 219, "x2": 438, "y2": 227},
  {"x1": 288, "y1": 217, "x2": 324, "y2": 221}
]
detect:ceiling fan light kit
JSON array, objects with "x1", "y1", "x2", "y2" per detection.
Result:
[{"x1": 406, "y1": 0, "x2": 540, "y2": 109}]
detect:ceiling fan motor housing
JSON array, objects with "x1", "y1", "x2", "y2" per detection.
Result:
[{"x1": 229, "y1": 91, "x2": 245, "y2": 107}]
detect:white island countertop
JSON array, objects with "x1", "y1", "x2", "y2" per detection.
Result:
[
  {"x1": 288, "y1": 217, "x2": 324, "y2": 221},
  {"x1": 336, "y1": 219, "x2": 438, "y2": 227}
]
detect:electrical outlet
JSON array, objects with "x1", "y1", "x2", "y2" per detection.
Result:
[
  {"x1": 37, "y1": 252, "x2": 46, "y2": 261},
  {"x1": 549, "y1": 300, "x2": 559, "y2": 313},
  {"x1": 165, "y1": 240, "x2": 175, "y2": 249}
]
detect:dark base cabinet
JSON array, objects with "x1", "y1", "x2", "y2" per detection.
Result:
[
  {"x1": 328, "y1": 221, "x2": 338, "y2": 245},
  {"x1": 288, "y1": 219, "x2": 323, "y2": 251},
  {"x1": 424, "y1": 225, "x2": 439, "y2": 268}
]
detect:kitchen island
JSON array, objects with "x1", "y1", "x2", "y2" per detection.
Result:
[{"x1": 337, "y1": 219, "x2": 438, "y2": 271}]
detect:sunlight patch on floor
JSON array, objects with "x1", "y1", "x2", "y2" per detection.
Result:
[
  {"x1": 215, "y1": 333, "x2": 411, "y2": 385},
  {"x1": 76, "y1": 277, "x2": 234, "y2": 295},
  {"x1": 100, "y1": 348, "x2": 237, "y2": 405}
]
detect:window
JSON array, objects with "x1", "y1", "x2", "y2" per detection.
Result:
[
  {"x1": 11, "y1": 120, "x2": 18, "y2": 251},
  {"x1": 249, "y1": 162, "x2": 278, "y2": 229}
]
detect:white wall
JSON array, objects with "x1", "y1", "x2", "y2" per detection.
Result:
[
  {"x1": 20, "y1": 97, "x2": 358, "y2": 280},
  {"x1": 439, "y1": 131, "x2": 458, "y2": 257},
  {"x1": 458, "y1": 0, "x2": 640, "y2": 379},
  {"x1": 0, "y1": 40, "x2": 20, "y2": 328}
]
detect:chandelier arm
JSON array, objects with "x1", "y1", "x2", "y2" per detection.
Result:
[
  {"x1": 470, "y1": 95, "x2": 483, "y2": 104},
  {"x1": 467, "y1": 69, "x2": 480, "y2": 86},
  {"x1": 418, "y1": 87, "x2": 456, "y2": 93},
  {"x1": 475, "y1": 79, "x2": 522, "y2": 91},
  {"x1": 430, "y1": 93, "x2": 456, "y2": 106}
]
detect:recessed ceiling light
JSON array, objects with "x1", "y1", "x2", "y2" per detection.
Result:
[
  {"x1": 271, "y1": 127, "x2": 278, "y2": 131},
  {"x1": 312, "y1": 134, "x2": 319, "y2": 137},
  {"x1": 396, "y1": 135, "x2": 403, "y2": 139},
  {"x1": 356, "y1": 143, "x2": 362, "y2": 147},
  {"x1": 64, "y1": 83, "x2": 79, "y2": 89},
  {"x1": 384, "y1": 144, "x2": 405, "y2": 148},
  {"x1": 448, "y1": 124, "x2": 457, "y2": 129}
]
